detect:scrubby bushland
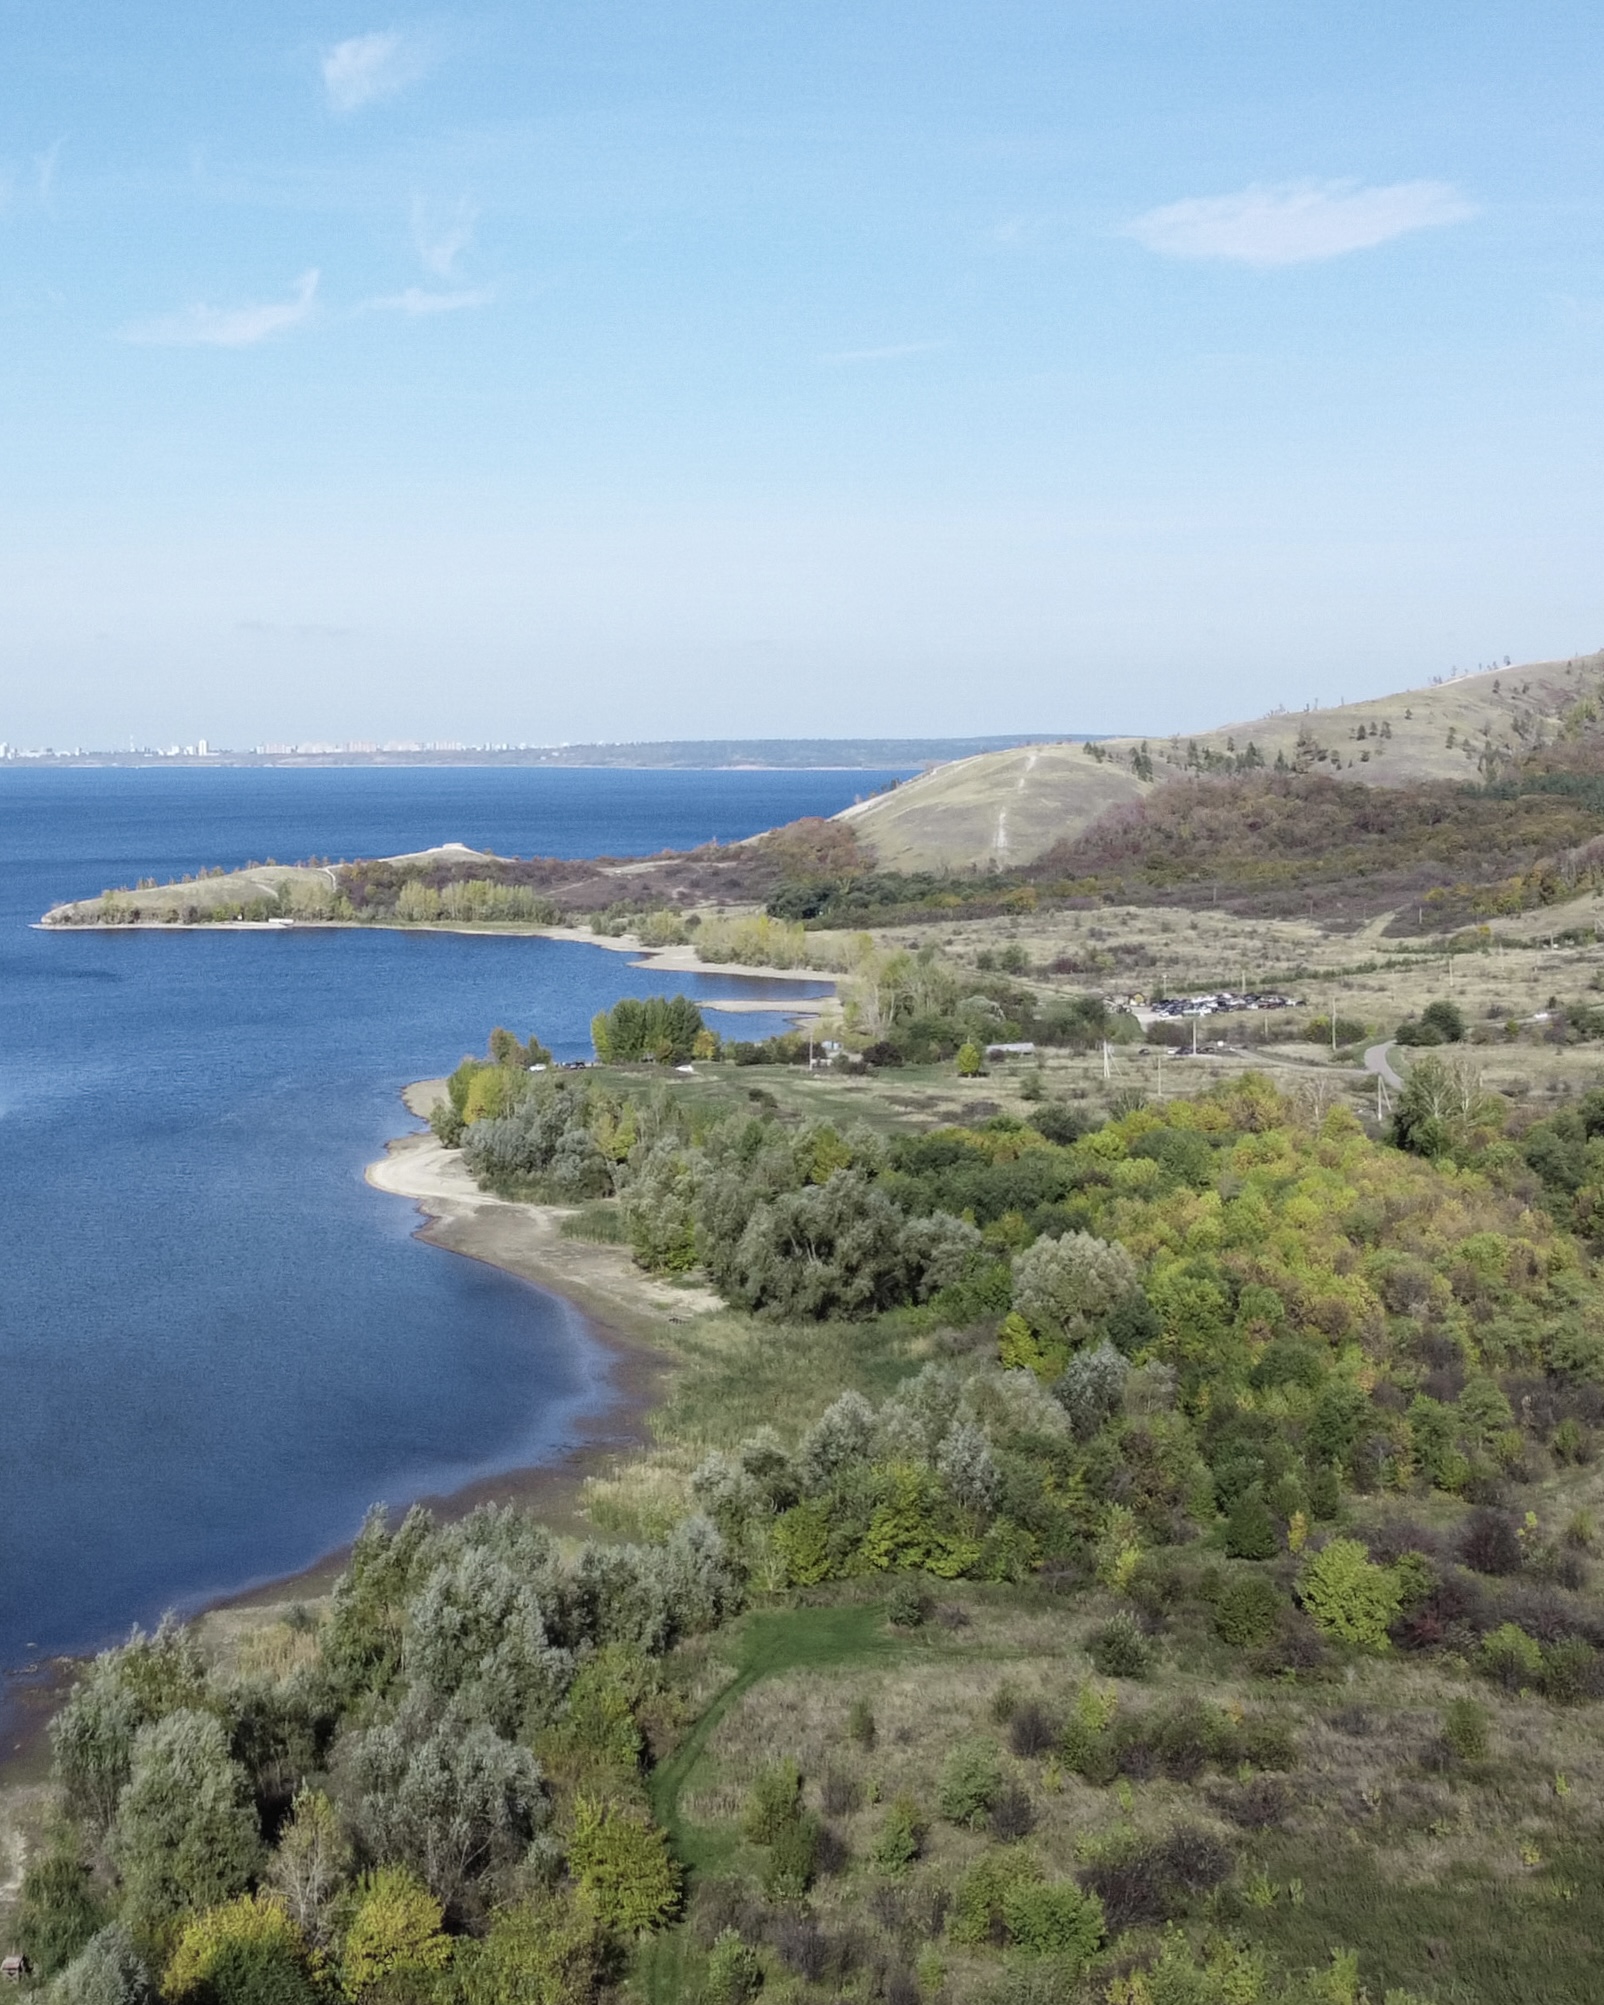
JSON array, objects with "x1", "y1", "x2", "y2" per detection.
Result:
[
  {"x1": 36, "y1": 1502, "x2": 734, "y2": 2004},
  {"x1": 35, "y1": 1052, "x2": 1604, "y2": 2005},
  {"x1": 1029, "y1": 762, "x2": 1604, "y2": 923},
  {"x1": 438, "y1": 1058, "x2": 1604, "y2": 1656}
]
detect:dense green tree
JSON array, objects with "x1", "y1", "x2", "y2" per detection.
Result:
[
  {"x1": 1222, "y1": 1489, "x2": 1279, "y2": 1561},
  {"x1": 485, "y1": 1026, "x2": 552, "y2": 1069},
  {"x1": 343, "y1": 1710, "x2": 547, "y2": 1909},
  {"x1": 1390, "y1": 1052, "x2": 1500, "y2": 1158},
  {"x1": 1053, "y1": 1341, "x2": 1129, "y2": 1438},
  {"x1": 936, "y1": 1421, "x2": 1001, "y2": 1513},
  {"x1": 46, "y1": 1926, "x2": 153, "y2": 2005},
  {"x1": 13, "y1": 1837, "x2": 108, "y2": 1978},
  {"x1": 899, "y1": 1210, "x2": 986, "y2": 1299},
  {"x1": 222, "y1": 1677, "x2": 326, "y2": 1825},
  {"x1": 1297, "y1": 1540, "x2": 1403, "y2": 1651},
  {"x1": 621, "y1": 1139, "x2": 698, "y2": 1273},
  {"x1": 564, "y1": 1796, "x2": 679, "y2": 1934},
  {"x1": 461, "y1": 1086, "x2": 611, "y2": 1200},
  {"x1": 590, "y1": 996, "x2": 704, "y2": 1065},
  {"x1": 1000, "y1": 1879, "x2": 1104, "y2": 1962},
  {"x1": 453, "y1": 1892, "x2": 605, "y2": 2005},
  {"x1": 404, "y1": 1547, "x2": 570, "y2": 1738},
  {"x1": 50, "y1": 1621, "x2": 208, "y2": 1835},
  {"x1": 796, "y1": 1392, "x2": 878, "y2": 1492},
  {"x1": 322, "y1": 1507, "x2": 436, "y2": 1702},
  {"x1": 727, "y1": 1171, "x2": 912, "y2": 1320},
  {"x1": 1012, "y1": 1232, "x2": 1138, "y2": 1345},
  {"x1": 1420, "y1": 998, "x2": 1467, "y2": 1042},
  {"x1": 937, "y1": 1740, "x2": 1003, "y2": 1826},
  {"x1": 162, "y1": 1894, "x2": 316, "y2": 2005},
  {"x1": 566, "y1": 1517, "x2": 739, "y2": 1653},
  {"x1": 339, "y1": 1868, "x2": 453, "y2": 2001},
  {"x1": 109, "y1": 1711, "x2": 262, "y2": 1941}
]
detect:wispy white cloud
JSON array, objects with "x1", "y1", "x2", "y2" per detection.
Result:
[
  {"x1": 35, "y1": 138, "x2": 64, "y2": 209},
  {"x1": 322, "y1": 30, "x2": 430, "y2": 113},
  {"x1": 1126, "y1": 179, "x2": 1476, "y2": 266},
  {"x1": 368, "y1": 285, "x2": 494, "y2": 316},
  {"x1": 411, "y1": 194, "x2": 477, "y2": 278},
  {"x1": 125, "y1": 270, "x2": 319, "y2": 348},
  {"x1": 820, "y1": 340, "x2": 946, "y2": 366}
]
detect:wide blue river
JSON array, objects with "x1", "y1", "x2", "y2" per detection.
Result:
[{"x1": 0, "y1": 766, "x2": 905, "y2": 1678}]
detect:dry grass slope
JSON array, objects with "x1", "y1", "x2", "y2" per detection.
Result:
[{"x1": 842, "y1": 649, "x2": 1604, "y2": 872}]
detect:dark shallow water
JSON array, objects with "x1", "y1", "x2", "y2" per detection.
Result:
[{"x1": 0, "y1": 767, "x2": 904, "y2": 1670}]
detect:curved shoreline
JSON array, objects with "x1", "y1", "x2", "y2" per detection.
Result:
[
  {"x1": 204, "y1": 1106, "x2": 708, "y2": 1613},
  {"x1": 34, "y1": 916, "x2": 840, "y2": 1020},
  {"x1": 0, "y1": 1088, "x2": 701, "y2": 1784},
  {"x1": 368, "y1": 1079, "x2": 720, "y2": 1337},
  {"x1": 36, "y1": 911, "x2": 845, "y2": 984}
]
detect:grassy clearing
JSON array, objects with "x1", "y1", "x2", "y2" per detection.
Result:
[
  {"x1": 643, "y1": 1568, "x2": 1604, "y2": 2005},
  {"x1": 1245, "y1": 1825, "x2": 1604, "y2": 2005},
  {"x1": 645, "y1": 1306, "x2": 926, "y2": 1459},
  {"x1": 651, "y1": 1604, "x2": 905, "y2": 1867},
  {"x1": 640, "y1": 1604, "x2": 906, "y2": 2005}
]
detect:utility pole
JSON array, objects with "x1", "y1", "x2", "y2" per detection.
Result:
[
  {"x1": 1102, "y1": 1040, "x2": 1111, "y2": 1083},
  {"x1": 1331, "y1": 992, "x2": 1338, "y2": 1056}
]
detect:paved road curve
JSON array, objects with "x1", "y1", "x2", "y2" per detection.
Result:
[{"x1": 1364, "y1": 1039, "x2": 1404, "y2": 1090}]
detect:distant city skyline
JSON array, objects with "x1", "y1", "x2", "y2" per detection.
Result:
[
  {"x1": 0, "y1": 731, "x2": 1058, "y2": 766},
  {"x1": 1, "y1": 4, "x2": 1599, "y2": 747}
]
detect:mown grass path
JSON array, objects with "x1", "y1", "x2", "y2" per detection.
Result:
[{"x1": 640, "y1": 1603, "x2": 905, "y2": 2005}]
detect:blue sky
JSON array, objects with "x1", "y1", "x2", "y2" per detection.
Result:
[{"x1": 2, "y1": 2, "x2": 1601, "y2": 747}]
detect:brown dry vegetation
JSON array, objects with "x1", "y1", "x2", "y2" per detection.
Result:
[{"x1": 843, "y1": 650, "x2": 1604, "y2": 872}]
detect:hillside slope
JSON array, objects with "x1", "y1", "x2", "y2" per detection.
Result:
[{"x1": 842, "y1": 648, "x2": 1604, "y2": 870}]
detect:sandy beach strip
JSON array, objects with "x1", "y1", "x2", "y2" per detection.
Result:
[
  {"x1": 370, "y1": 1081, "x2": 720, "y2": 1339},
  {"x1": 173, "y1": 1107, "x2": 704, "y2": 1626}
]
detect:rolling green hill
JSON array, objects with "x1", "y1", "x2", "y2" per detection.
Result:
[{"x1": 840, "y1": 649, "x2": 1604, "y2": 871}]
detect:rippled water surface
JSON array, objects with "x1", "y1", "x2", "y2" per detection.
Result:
[{"x1": 0, "y1": 766, "x2": 903, "y2": 1667}]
